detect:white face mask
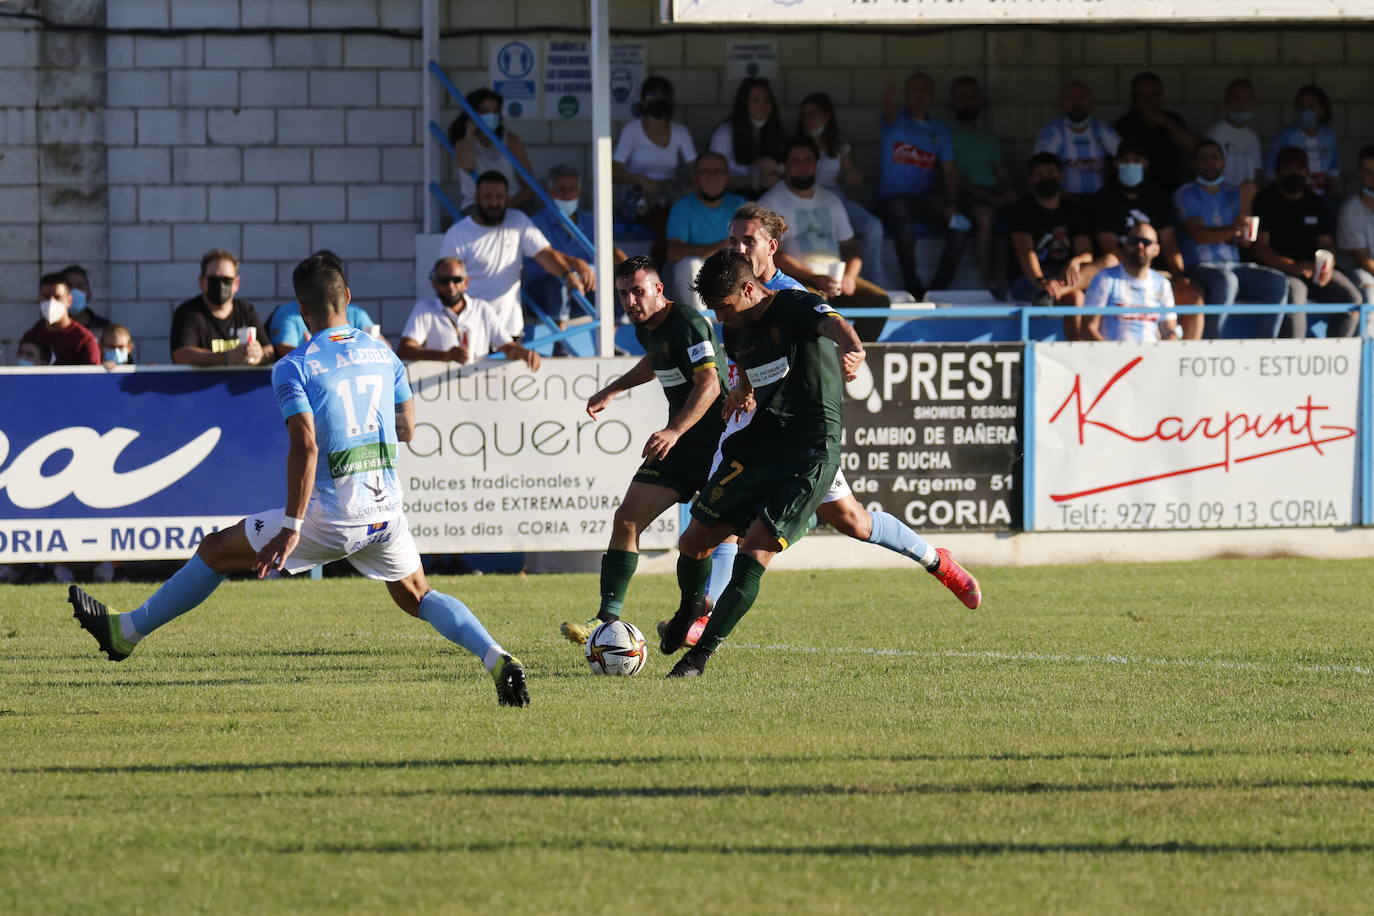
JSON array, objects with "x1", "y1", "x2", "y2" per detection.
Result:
[
  {"x1": 553, "y1": 197, "x2": 579, "y2": 217},
  {"x1": 39, "y1": 298, "x2": 66, "y2": 324},
  {"x1": 806, "y1": 125, "x2": 826, "y2": 138},
  {"x1": 749, "y1": 117, "x2": 768, "y2": 129}
]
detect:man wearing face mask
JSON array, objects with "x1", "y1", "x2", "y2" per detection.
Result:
[
  {"x1": 760, "y1": 135, "x2": 891, "y2": 341},
  {"x1": 1006, "y1": 153, "x2": 1096, "y2": 340},
  {"x1": 665, "y1": 153, "x2": 748, "y2": 312},
  {"x1": 1207, "y1": 78, "x2": 1264, "y2": 187},
  {"x1": 100, "y1": 324, "x2": 136, "y2": 369},
  {"x1": 1251, "y1": 147, "x2": 1361, "y2": 338},
  {"x1": 1174, "y1": 140, "x2": 1287, "y2": 338},
  {"x1": 21, "y1": 272, "x2": 100, "y2": 365},
  {"x1": 1114, "y1": 72, "x2": 1197, "y2": 193},
  {"x1": 398, "y1": 256, "x2": 541, "y2": 369},
  {"x1": 1034, "y1": 81, "x2": 1121, "y2": 198},
  {"x1": 61, "y1": 264, "x2": 110, "y2": 335},
  {"x1": 944, "y1": 76, "x2": 1018, "y2": 298},
  {"x1": 1092, "y1": 140, "x2": 1205, "y2": 338},
  {"x1": 1337, "y1": 146, "x2": 1374, "y2": 313},
  {"x1": 170, "y1": 249, "x2": 273, "y2": 367}
]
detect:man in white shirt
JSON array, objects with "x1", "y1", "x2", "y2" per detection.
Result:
[
  {"x1": 759, "y1": 135, "x2": 890, "y2": 340},
  {"x1": 397, "y1": 256, "x2": 542, "y2": 369},
  {"x1": 440, "y1": 171, "x2": 595, "y2": 341},
  {"x1": 1083, "y1": 222, "x2": 1178, "y2": 342},
  {"x1": 1034, "y1": 81, "x2": 1120, "y2": 198},
  {"x1": 1207, "y1": 78, "x2": 1263, "y2": 187}
]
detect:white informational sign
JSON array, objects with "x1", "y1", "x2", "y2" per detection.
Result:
[
  {"x1": 1033, "y1": 340, "x2": 1361, "y2": 531},
  {"x1": 544, "y1": 39, "x2": 591, "y2": 120},
  {"x1": 488, "y1": 38, "x2": 541, "y2": 121},
  {"x1": 609, "y1": 41, "x2": 646, "y2": 122},
  {"x1": 671, "y1": 0, "x2": 1359, "y2": 23},
  {"x1": 402, "y1": 359, "x2": 678, "y2": 552},
  {"x1": 725, "y1": 39, "x2": 777, "y2": 81}
]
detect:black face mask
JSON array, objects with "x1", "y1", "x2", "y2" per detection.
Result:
[
  {"x1": 204, "y1": 277, "x2": 233, "y2": 306},
  {"x1": 787, "y1": 175, "x2": 816, "y2": 191},
  {"x1": 645, "y1": 99, "x2": 674, "y2": 120},
  {"x1": 955, "y1": 107, "x2": 980, "y2": 123},
  {"x1": 1278, "y1": 173, "x2": 1307, "y2": 195},
  {"x1": 1033, "y1": 178, "x2": 1061, "y2": 199}
]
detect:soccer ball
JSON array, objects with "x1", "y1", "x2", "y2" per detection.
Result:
[{"x1": 585, "y1": 619, "x2": 649, "y2": 676}]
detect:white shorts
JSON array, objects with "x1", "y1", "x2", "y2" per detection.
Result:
[
  {"x1": 245, "y1": 508, "x2": 421, "y2": 581},
  {"x1": 710, "y1": 414, "x2": 852, "y2": 506}
]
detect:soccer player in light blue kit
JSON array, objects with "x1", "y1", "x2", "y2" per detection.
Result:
[{"x1": 68, "y1": 253, "x2": 530, "y2": 707}]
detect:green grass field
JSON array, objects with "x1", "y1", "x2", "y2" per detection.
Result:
[{"x1": 4, "y1": 557, "x2": 1374, "y2": 913}]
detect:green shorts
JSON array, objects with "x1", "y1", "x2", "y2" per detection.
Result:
[
  {"x1": 690, "y1": 448, "x2": 839, "y2": 549},
  {"x1": 631, "y1": 440, "x2": 714, "y2": 502}
]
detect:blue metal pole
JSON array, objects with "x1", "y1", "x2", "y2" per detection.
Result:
[
  {"x1": 1362, "y1": 313, "x2": 1373, "y2": 525},
  {"x1": 1021, "y1": 341, "x2": 1037, "y2": 531}
]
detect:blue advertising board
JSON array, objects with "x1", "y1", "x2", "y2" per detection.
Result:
[{"x1": 0, "y1": 367, "x2": 286, "y2": 561}]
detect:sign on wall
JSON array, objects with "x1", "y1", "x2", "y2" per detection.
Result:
[
  {"x1": 488, "y1": 38, "x2": 542, "y2": 121},
  {"x1": 609, "y1": 41, "x2": 647, "y2": 121},
  {"x1": 725, "y1": 40, "x2": 778, "y2": 81},
  {"x1": 544, "y1": 39, "x2": 592, "y2": 120},
  {"x1": 840, "y1": 344, "x2": 1022, "y2": 532},
  {"x1": 1033, "y1": 340, "x2": 1360, "y2": 531},
  {"x1": 403, "y1": 359, "x2": 677, "y2": 552},
  {"x1": 671, "y1": 0, "x2": 1356, "y2": 23}
]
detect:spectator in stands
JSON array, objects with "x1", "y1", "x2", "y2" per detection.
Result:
[
  {"x1": 170, "y1": 249, "x2": 273, "y2": 367},
  {"x1": 876, "y1": 71, "x2": 967, "y2": 301},
  {"x1": 665, "y1": 152, "x2": 748, "y2": 311},
  {"x1": 61, "y1": 264, "x2": 109, "y2": 335},
  {"x1": 1082, "y1": 222, "x2": 1178, "y2": 342},
  {"x1": 99, "y1": 323, "x2": 135, "y2": 369},
  {"x1": 267, "y1": 250, "x2": 382, "y2": 353},
  {"x1": 1174, "y1": 140, "x2": 1287, "y2": 338},
  {"x1": 1092, "y1": 139, "x2": 1205, "y2": 338},
  {"x1": 1115, "y1": 71, "x2": 1197, "y2": 193},
  {"x1": 22, "y1": 271, "x2": 99, "y2": 365},
  {"x1": 1034, "y1": 81, "x2": 1120, "y2": 198},
  {"x1": 442, "y1": 171, "x2": 595, "y2": 342},
  {"x1": 797, "y1": 92, "x2": 887, "y2": 289},
  {"x1": 945, "y1": 76, "x2": 1018, "y2": 298},
  {"x1": 15, "y1": 338, "x2": 52, "y2": 367},
  {"x1": 1251, "y1": 147, "x2": 1360, "y2": 338},
  {"x1": 760, "y1": 135, "x2": 892, "y2": 341},
  {"x1": 710, "y1": 77, "x2": 786, "y2": 198},
  {"x1": 612, "y1": 76, "x2": 696, "y2": 226},
  {"x1": 449, "y1": 87, "x2": 536, "y2": 212},
  {"x1": 398, "y1": 256, "x2": 541, "y2": 369},
  {"x1": 1337, "y1": 145, "x2": 1374, "y2": 309},
  {"x1": 1207, "y1": 78, "x2": 1264, "y2": 187},
  {"x1": 1267, "y1": 84, "x2": 1340, "y2": 198},
  {"x1": 1005, "y1": 152, "x2": 1096, "y2": 340}
]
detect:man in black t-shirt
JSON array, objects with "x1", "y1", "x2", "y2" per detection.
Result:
[
  {"x1": 1092, "y1": 140, "x2": 1205, "y2": 338},
  {"x1": 1113, "y1": 71, "x2": 1198, "y2": 193},
  {"x1": 1251, "y1": 147, "x2": 1361, "y2": 338},
  {"x1": 1006, "y1": 152, "x2": 1096, "y2": 340},
  {"x1": 170, "y1": 248, "x2": 274, "y2": 366}
]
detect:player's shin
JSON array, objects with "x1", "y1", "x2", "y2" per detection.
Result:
[
  {"x1": 418, "y1": 590, "x2": 501, "y2": 667},
  {"x1": 127, "y1": 554, "x2": 227, "y2": 640},
  {"x1": 695, "y1": 554, "x2": 766, "y2": 653},
  {"x1": 597, "y1": 549, "x2": 638, "y2": 620},
  {"x1": 706, "y1": 541, "x2": 738, "y2": 602},
  {"x1": 866, "y1": 510, "x2": 938, "y2": 570}
]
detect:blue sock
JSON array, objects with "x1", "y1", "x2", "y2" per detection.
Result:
[
  {"x1": 419, "y1": 590, "x2": 498, "y2": 662},
  {"x1": 706, "y1": 541, "x2": 738, "y2": 603},
  {"x1": 866, "y1": 511, "x2": 938, "y2": 570},
  {"x1": 128, "y1": 554, "x2": 226, "y2": 637}
]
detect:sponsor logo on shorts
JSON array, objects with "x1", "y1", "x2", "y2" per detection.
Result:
[{"x1": 745, "y1": 357, "x2": 790, "y2": 388}]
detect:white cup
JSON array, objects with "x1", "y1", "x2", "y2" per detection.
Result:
[
  {"x1": 1243, "y1": 215, "x2": 1260, "y2": 242},
  {"x1": 1314, "y1": 248, "x2": 1334, "y2": 283},
  {"x1": 827, "y1": 261, "x2": 845, "y2": 283}
]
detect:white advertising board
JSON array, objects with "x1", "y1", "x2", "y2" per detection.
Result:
[
  {"x1": 1033, "y1": 340, "x2": 1361, "y2": 531},
  {"x1": 401, "y1": 359, "x2": 678, "y2": 552},
  {"x1": 670, "y1": 0, "x2": 1363, "y2": 23}
]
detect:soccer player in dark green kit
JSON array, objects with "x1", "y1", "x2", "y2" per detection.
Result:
[
  {"x1": 560, "y1": 256, "x2": 729, "y2": 645},
  {"x1": 659, "y1": 249, "x2": 866, "y2": 678}
]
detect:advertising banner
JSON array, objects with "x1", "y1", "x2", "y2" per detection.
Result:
[
  {"x1": 402, "y1": 359, "x2": 676, "y2": 552},
  {"x1": 0, "y1": 367, "x2": 284, "y2": 563},
  {"x1": 670, "y1": 0, "x2": 1359, "y2": 23},
  {"x1": 1033, "y1": 340, "x2": 1361, "y2": 531},
  {"x1": 840, "y1": 343, "x2": 1022, "y2": 532}
]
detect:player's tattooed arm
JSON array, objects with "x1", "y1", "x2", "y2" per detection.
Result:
[
  {"x1": 587, "y1": 355, "x2": 655, "y2": 418},
  {"x1": 395, "y1": 398, "x2": 415, "y2": 443},
  {"x1": 818, "y1": 313, "x2": 865, "y2": 382}
]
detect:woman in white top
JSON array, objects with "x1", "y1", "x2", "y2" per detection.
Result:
[
  {"x1": 612, "y1": 76, "x2": 696, "y2": 207},
  {"x1": 709, "y1": 77, "x2": 786, "y2": 197},
  {"x1": 797, "y1": 92, "x2": 888, "y2": 288},
  {"x1": 450, "y1": 87, "x2": 536, "y2": 212}
]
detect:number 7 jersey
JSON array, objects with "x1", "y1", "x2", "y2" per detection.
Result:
[{"x1": 271, "y1": 325, "x2": 412, "y2": 524}]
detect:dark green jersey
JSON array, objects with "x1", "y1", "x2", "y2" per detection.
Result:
[
  {"x1": 723, "y1": 289, "x2": 844, "y2": 455},
  {"x1": 634, "y1": 302, "x2": 728, "y2": 449}
]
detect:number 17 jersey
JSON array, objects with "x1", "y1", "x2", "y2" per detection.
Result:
[{"x1": 271, "y1": 325, "x2": 412, "y2": 524}]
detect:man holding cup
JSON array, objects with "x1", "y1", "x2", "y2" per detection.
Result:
[
  {"x1": 1251, "y1": 146, "x2": 1361, "y2": 338},
  {"x1": 760, "y1": 135, "x2": 891, "y2": 341}
]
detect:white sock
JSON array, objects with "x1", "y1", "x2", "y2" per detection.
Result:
[
  {"x1": 482, "y1": 645, "x2": 505, "y2": 672},
  {"x1": 911, "y1": 543, "x2": 939, "y2": 571},
  {"x1": 119, "y1": 612, "x2": 143, "y2": 644}
]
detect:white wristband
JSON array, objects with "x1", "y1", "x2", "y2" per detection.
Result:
[{"x1": 282, "y1": 515, "x2": 303, "y2": 532}]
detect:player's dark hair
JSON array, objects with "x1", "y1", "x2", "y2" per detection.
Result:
[
  {"x1": 727, "y1": 77, "x2": 785, "y2": 167},
  {"x1": 614, "y1": 254, "x2": 658, "y2": 282},
  {"x1": 691, "y1": 250, "x2": 754, "y2": 302},
  {"x1": 781, "y1": 133, "x2": 819, "y2": 162},
  {"x1": 476, "y1": 169, "x2": 509, "y2": 189},
  {"x1": 293, "y1": 253, "x2": 348, "y2": 323},
  {"x1": 39, "y1": 271, "x2": 68, "y2": 290},
  {"x1": 311, "y1": 249, "x2": 345, "y2": 279},
  {"x1": 1027, "y1": 151, "x2": 1062, "y2": 174}
]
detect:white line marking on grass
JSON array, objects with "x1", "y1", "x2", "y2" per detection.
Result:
[{"x1": 730, "y1": 643, "x2": 1374, "y2": 677}]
